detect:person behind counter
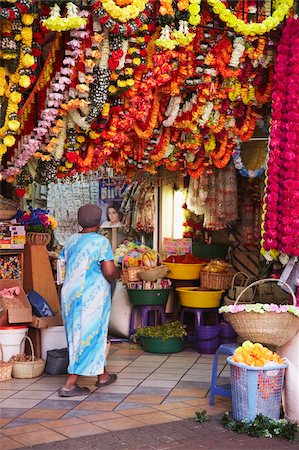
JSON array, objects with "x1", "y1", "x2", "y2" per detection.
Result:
[{"x1": 58, "y1": 203, "x2": 118, "y2": 397}]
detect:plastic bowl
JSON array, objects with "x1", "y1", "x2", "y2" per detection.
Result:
[
  {"x1": 176, "y1": 287, "x2": 224, "y2": 308},
  {"x1": 164, "y1": 262, "x2": 207, "y2": 280},
  {"x1": 127, "y1": 288, "x2": 170, "y2": 305}
]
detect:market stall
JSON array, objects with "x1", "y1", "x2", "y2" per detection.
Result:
[{"x1": 0, "y1": 0, "x2": 299, "y2": 428}]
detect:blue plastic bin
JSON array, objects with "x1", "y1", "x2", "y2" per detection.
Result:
[{"x1": 227, "y1": 356, "x2": 288, "y2": 421}]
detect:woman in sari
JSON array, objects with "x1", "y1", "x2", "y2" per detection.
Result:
[{"x1": 58, "y1": 204, "x2": 117, "y2": 397}]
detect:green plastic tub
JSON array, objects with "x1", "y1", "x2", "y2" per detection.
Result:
[
  {"x1": 140, "y1": 336, "x2": 184, "y2": 353},
  {"x1": 192, "y1": 243, "x2": 228, "y2": 260},
  {"x1": 127, "y1": 288, "x2": 170, "y2": 305}
]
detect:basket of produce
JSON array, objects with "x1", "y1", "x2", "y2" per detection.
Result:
[
  {"x1": 224, "y1": 272, "x2": 258, "y2": 306},
  {"x1": 11, "y1": 336, "x2": 45, "y2": 379},
  {"x1": 163, "y1": 254, "x2": 209, "y2": 280},
  {"x1": 138, "y1": 254, "x2": 169, "y2": 282},
  {"x1": 228, "y1": 341, "x2": 288, "y2": 421},
  {"x1": 219, "y1": 278, "x2": 299, "y2": 347},
  {"x1": 115, "y1": 242, "x2": 157, "y2": 284},
  {"x1": 176, "y1": 287, "x2": 224, "y2": 308},
  {"x1": 0, "y1": 343, "x2": 12, "y2": 382},
  {"x1": 200, "y1": 259, "x2": 235, "y2": 290}
]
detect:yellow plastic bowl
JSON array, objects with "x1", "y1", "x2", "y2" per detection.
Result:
[
  {"x1": 165, "y1": 263, "x2": 206, "y2": 280},
  {"x1": 176, "y1": 287, "x2": 224, "y2": 308}
]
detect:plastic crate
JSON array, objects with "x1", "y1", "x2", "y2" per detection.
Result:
[{"x1": 228, "y1": 356, "x2": 288, "y2": 421}]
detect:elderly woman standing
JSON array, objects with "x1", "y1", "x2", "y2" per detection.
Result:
[{"x1": 58, "y1": 204, "x2": 117, "y2": 397}]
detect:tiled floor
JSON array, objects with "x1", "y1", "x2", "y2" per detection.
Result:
[{"x1": 0, "y1": 343, "x2": 231, "y2": 449}]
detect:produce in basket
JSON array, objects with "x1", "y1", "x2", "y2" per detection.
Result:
[
  {"x1": 201, "y1": 259, "x2": 233, "y2": 273},
  {"x1": 10, "y1": 353, "x2": 43, "y2": 363},
  {"x1": 231, "y1": 341, "x2": 285, "y2": 367}
]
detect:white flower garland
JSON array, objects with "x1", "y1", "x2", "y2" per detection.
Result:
[
  {"x1": 163, "y1": 96, "x2": 181, "y2": 127},
  {"x1": 197, "y1": 101, "x2": 214, "y2": 127},
  {"x1": 229, "y1": 36, "x2": 245, "y2": 68}
]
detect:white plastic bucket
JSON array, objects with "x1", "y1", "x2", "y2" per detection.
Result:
[
  {"x1": 0, "y1": 326, "x2": 28, "y2": 361},
  {"x1": 41, "y1": 326, "x2": 67, "y2": 360}
]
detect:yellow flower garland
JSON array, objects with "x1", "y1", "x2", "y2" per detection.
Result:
[
  {"x1": 207, "y1": 0, "x2": 294, "y2": 36},
  {"x1": 101, "y1": 0, "x2": 147, "y2": 22}
]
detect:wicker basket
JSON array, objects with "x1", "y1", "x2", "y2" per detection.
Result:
[
  {"x1": 0, "y1": 343, "x2": 12, "y2": 382},
  {"x1": 26, "y1": 232, "x2": 51, "y2": 246},
  {"x1": 200, "y1": 270, "x2": 235, "y2": 290},
  {"x1": 138, "y1": 254, "x2": 169, "y2": 282},
  {"x1": 0, "y1": 209, "x2": 17, "y2": 221},
  {"x1": 11, "y1": 336, "x2": 46, "y2": 379},
  {"x1": 121, "y1": 252, "x2": 149, "y2": 283},
  {"x1": 225, "y1": 278, "x2": 299, "y2": 347},
  {"x1": 224, "y1": 272, "x2": 258, "y2": 306}
]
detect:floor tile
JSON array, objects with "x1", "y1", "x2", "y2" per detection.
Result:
[
  {"x1": 41, "y1": 417, "x2": 86, "y2": 428},
  {"x1": 123, "y1": 395, "x2": 165, "y2": 404},
  {"x1": 167, "y1": 406, "x2": 197, "y2": 419},
  {"x1": 20, "y1": 409, "x2": 68, "y2": 419},
  {"x1": 93, "y1": 385, "x2": 135, "y2": 394},
  {"x1": 147, "y1": 373, "x2": 183, "y2": 381},
  {"x1": 114, "y1": 403, "x2": 155, "y2": 411},
  {"x1": 33, "y1": 399, "x2": 80, "y2": 409},
  {"x1": 139, "y1": 380, "x2": 178, "y2": 388},
  {"x1": 54, "y1": 422, "x2": 107, "y2": 438},
  {"x1": 0, "y1": 409, "x2": 27, "y2": 418},
  {"x1": 133, "y1": 411, "x2": 181, "y2": 425},
  {"x1": 110, "y1": 378, "x2": 143, "y2": 386},
  {"x1": 74, "y1": 401, "x2": 118, "y2": 411},
  {"x1": 13, "y1": 428, "x2": 66, "y2": 446},
  {"x1": 2, "y1": 418, "x2": 50, "y2": 428},
  {"x1": 93, "y1": 416, "x2": 142, "y2": 431},
  {"x1": 9, "y1": 391, "x2": 50, "y2": 400},
  {"x1": 153, "y1": 401, "x2": 191, "y2": 411},
  {"x1": 86, "y1": 393, "x2": 127, "y2": 403},
  {"x1": 47, "y1": 392, "x2": 92, "y2": 401},
  {"x1": 169, "y1": 388, "x2": 207, "y2": 398},
  {"x1": 132, "y1": 387, "x2": 171, "y2": 396},
  {"x1": 24, "y1": 385, "x2": 59, "y2": 392},
  {"x1": 80, "y1": 411, "x2": 123, "y2": 422},
  {"x1": 0, "y1": 399, "x2": 41, "y2": 408},
  {"x1": 116, "y1": 373, "x2": 147, "y2": 380},
  {"x1": 0, "y1": 436, "x2": 24, "y2": 449},
  {"x1": 0, "y1": 391, "x2": 18, "y2": 399},
  {"x1": 2, "y1": 423, "x2": 46, "y2": 436},
  {"x1": 118, "y1": 406, "x2": 157, "y2": 416},
  {"x1": 0, "y1": 418, "x2": 12, "y2": 428}
]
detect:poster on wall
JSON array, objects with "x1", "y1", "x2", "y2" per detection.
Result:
[
  {"x1": 163, "y1": 238, "x2": 192, "y2": 256},
  {"x1": 99, "y1": 179, "x2": 127, "y2": 228}
]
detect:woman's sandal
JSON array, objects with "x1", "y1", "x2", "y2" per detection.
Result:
[
  {"x1": 58, "y1": 385, "x2": 90, "y2": 397},
  {"x1": 95, "y1": 373, "x2": 117, "y2": 388}
]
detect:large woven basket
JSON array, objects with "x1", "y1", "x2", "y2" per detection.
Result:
[
  {"x1": 0, "y1": 343, "x2": 12, "y2": 382},
  {"x1": 11, "y1": 336, "x2": 46, "y2": 379},
  {"x1": 225, "y1": 278, "x2": 299, "y2": 347},
  {"x1": 26, "y1": 232, "x2": 51, "y2": 246},
  {"x1": 200, "y1": 270, "x2": 235, "y2": 290},
  {"x1": 138, "y1": 254, "x2": 168, "y2": 282}
]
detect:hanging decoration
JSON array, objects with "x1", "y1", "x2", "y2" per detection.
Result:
[
  {"x1": 42, "y1": 2, "x2": 87, "y2": 32},
  {"x1": 261, "y1": 17, "x2": 299, "y2": 262}
]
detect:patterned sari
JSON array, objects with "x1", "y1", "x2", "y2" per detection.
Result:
[{"x1": 60, "y1": 233, "x2": 113, "y2": 376}]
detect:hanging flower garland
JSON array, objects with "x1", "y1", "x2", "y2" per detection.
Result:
[
  {"x1": 1, "y1": 26, "x2": 88, "y2": 180},
  {"x1": 91, "y1": 0, "x2": 155, "y2": 36},
  {"x1": 207, "y1": 0, "x2": 294, "y2": 36},
  {"x1": 261, "y1": 17, "x2": 299, "y2": 261},
  {"x1": 42, "y1": 2, "x2": 87, "y2": 32},
  {"x1": 0, "y1": 0, "x2": 34, "y2": 21},
  {"x1": 232, "y1": 137, "x2": 268, "y2": 178}
]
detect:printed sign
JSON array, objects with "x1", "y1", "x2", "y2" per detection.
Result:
[{"x1": 163, "y1": 238, "x2": 192, "y2": 255}]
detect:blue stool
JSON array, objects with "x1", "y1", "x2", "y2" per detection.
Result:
[
  {"x1": 129, "y1": 305, "x2": 166, "y2": 338},
  {"x1": 209, "y1": 342, "x2": 239, "y2": 405}
]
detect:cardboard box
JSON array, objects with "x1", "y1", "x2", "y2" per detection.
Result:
[
  {"x1": 29, "y1": 314, "x2": 63, "y2": 329},
  {"x1": 0, "y1": 279, "x2": 32, "y2": 324},
  {"x1": 0, "y1": 223, "x2": 26, "y2": 249}
]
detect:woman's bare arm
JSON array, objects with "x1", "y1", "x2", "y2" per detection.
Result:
[{"x1": 101, "y1": 260, "x2": 119, "y2": 282}]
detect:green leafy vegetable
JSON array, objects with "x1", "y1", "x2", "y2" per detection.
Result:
[{"x1": 194, "y1": 410, "x2": 210, "y2": 423}]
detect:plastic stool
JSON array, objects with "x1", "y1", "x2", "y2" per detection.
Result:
[
  {"x1": 129, "y1": 305, "x2": 166, "y2": 338},
  {"x1": 209, "y1": 342, "x2": 239, "y2": 406},
  {"x1": 179, "y1": 306, "x2": 219, "y2": 340}
]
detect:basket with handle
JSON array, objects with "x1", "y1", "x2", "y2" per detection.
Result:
[
  {"x1": 138, "y1": 253, "x2": 169, "y2": 282},
  {"x1": 0, "y1": 343, "x2": 13, "y2": 382},
  {"x1": 224, "y1": 278, "x2": 299, "y2": 347},
  {"x1": 224, "y1": 272, "x2": 258, "y2": 306},
  {"x1": 11, "y1": 336, "x2": 46, "y2": 379},
  {"x1": 121, "y1": 251, "x2": 152, "y2": 283}
]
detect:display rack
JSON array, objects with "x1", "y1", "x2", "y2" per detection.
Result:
[{"x1": 0, "y1": 250, "x2": 24, "y2": 285}]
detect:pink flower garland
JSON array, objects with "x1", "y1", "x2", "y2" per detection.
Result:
[
  {"x1": 262, "y1": 17, "x2": 299, "y2": 258},
  {"x1": 2, "y1": 14, "x2": 89, "y2": 180}
]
